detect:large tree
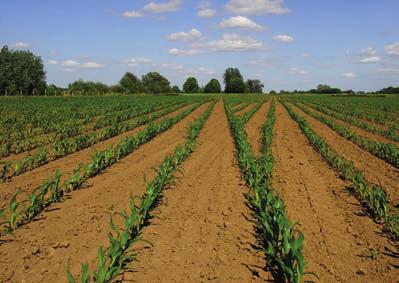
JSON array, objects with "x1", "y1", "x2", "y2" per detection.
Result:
[
  {"x1": 142, "y1": 72, "x2": 172, "y2": 94},
  {"x1": 0, "y1": 45, "x2": 46, "y2": 96},
  {"x1": 183, "y1": 77, "x2": 200, "y2": 93},
  {"x1": 119, "y1": 72, "x2": 143, "y2": 94},
  {"x1": 204, "y1": 79, "x2": 221, "y2": 93},
  {"x1": 245, "y1": 79, "x2": 264, "y2": 93},
  {"x1": 223, "y1": 68, "x2": 245, "y2": 93}
]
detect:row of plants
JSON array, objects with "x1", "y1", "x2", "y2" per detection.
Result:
[
  {"x1": 66, "y1": 100, "x2": 216, "y2": 283},
  {"x1": 289, "y1": 100, "x2": 399, "y2": 169},
  {"x1": 0, "y1": 101, "x2": 195, "y2": 182},
  {"x1": 282, "y1": 99, "x2": 399, "y2": 240},
  {"x1": 0, "y1": 99, "x2": 181, "y2": 157},
  {"x1": 296, "y1": 95, "x2": 399, "y2": 126},
  {"x1": 0, "y1": 100, "x2": 212, "y2": 235},
  {"x1": 0, "y1": 97, "x2": 144, "y2": 154},
  {"x1": 225, "y1": 97, "x2": 308, "y2": 283},
  {"x1": 300, "y1": 101, "x2": 399, "y2": 142}
]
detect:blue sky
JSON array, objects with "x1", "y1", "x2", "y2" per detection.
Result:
[{"x1": 1, "y1": 0, "x2": 399, "y2": 91}]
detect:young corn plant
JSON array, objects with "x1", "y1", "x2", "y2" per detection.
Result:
[
  {"x1": 224, "y1": 97, "x2": 308, "y2": 282},
  {"x1": 282, "y1": 99, "x2": 398, "y2": 240},
  {"x1": 66, "y1": 100, "x2": 217, "y2": 283}
]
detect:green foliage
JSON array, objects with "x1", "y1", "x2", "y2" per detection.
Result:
[
  {"x1": 245, "y1": 79, "x2": 264, "y2": 93},
  {"x1": 67, "y1": 99, "x2": 216, "y2": 282},
  {"x1": 0, "y1": 45, "x2": 46, "y2": 96},
  {"x1": 183, "y1": 77, "x2": 200, "y2": 93},
  {"x1": 204, "y1": 79, "x2": 221, "y2": 93},
  {"x1": 223, "y1": 67, "x2": 245, "y2": 93},
  {"x1": 225, "y1": 97, "x2": 308, "y2": 282},
  {"x1": 119, "y1": 72, "x2": 143, "y2": 94},
  {"x1": 282, "y1": 99, "x2": 399, "y2": 239},
  {"x1": 68, "y1": 79, "x2": 109, "y2": 95},
  {"x1": 142, "y1": 72, "x2": 172, "y2": 94}
]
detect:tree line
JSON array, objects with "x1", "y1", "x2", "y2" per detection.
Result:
[{"x1": 2, "y1": 45, "x2": 399, "y2": 95}]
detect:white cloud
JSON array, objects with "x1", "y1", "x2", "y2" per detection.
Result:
[
  {"x1": 161, "y1": 63, "x2": 184, "y2": 71},
  {"x1": 289, "y1": 67, "x2": 308, "y2": 75},
  {"x1": 342, "y1": 72, "x2": 358, "y2": 78},
  {"x1": 225, "y1": 0, "x2": 290, "y2": 15},
  {"x1": 385, "y1": 42, "x2": 399, "y2": 56},
  {"x1": 219, "y1": 16, "x2": 264, "y2": 30},
  {"x1": 166, "y1": 29, "x2": 203, "y2": 41},
  {"x1": 360, "y1": 47, "x2": 377, "y2": 56},
  {"x1": 377, "y1": 68, "x2": 399, "y2": 74},
  {"x1": 61, "y1": 60, "x2": 80, "y2": 67},
  {"x1": 273, "y1": 34, "x2": 294, "y2": 43},
  {"x1": 198, "y1": 9, "x2": 216, "y2": 17},
  {"x1": 143, "y1": 0, "x2": 182, "y2": 13},
  {"x1": 122, "y1": 10, "x2": 143, "y2": 18},
  {"x1": 81, "y1": 62, "x2": 105, "y2": 69},
  {"x1": 48, "y1": 60, "x2": 59, "y2": 65},
  {"x1": 193, "y1": 33, "x2": 264, "y2": 52},
  {"x1": 359, "y1": 56, "x2": 381, "y2": 63},
  {"x1": 60, "y1": 59, "x2": 105, "y2": 69},
  {"x1": 124, "y1": 57, "x2": 153, "y2": 66},
  {"x1": 63, "y1": 68, "x2": 77, "y2": 73},
  {"x1": 168, "y1": 48, "x2": 202, "y2": 56},
  {"x1": 13, "y1": 42, "x2": 31, "y2": 49}
]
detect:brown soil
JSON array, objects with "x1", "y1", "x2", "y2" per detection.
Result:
[
  {"x1": 302, "y1": 102, "x2": 399, "y2": 148},
  {"x1": 0, "y1": 103, "x2": 197, "y2": 210},
  {"x1": 122, "y1": 100, "x2": 270, "y2": 282},
  {"x1": 235, "y1": 103, "x2": 257, "y2": 116},
  {"x1": 245, "y1": 101, "x2": 270, "y2": 156},
  {"x1": 289, "y1": 102, "x2": 399, "y2": 207},
  {"x1": 271, "y1": 102, "x2": 398, "y2": 282},
  {"x1": 0, "y1": 103, "x2": 210, "y2": 283}
]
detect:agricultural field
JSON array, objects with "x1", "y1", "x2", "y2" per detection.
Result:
[{"x1": 0, "y1": 94, "x2": 398, "y2": 283}]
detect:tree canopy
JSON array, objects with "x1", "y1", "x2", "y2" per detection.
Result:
[
  {"x1": 119, "y1": 72, "x2": 143, "y2": 94},
  {"x1": 223, "y1": 68, "x2": 245, "y2": 93},
  {"x1": 142, "y1": 72, "x2": 172, "y2": 94},
  {"x1": 245, "y1": 79, "x2": 264, "y2": 93},
  {"x1": 0, "y1": 45, "x2": 46, "y2": 95},
  {"x1": 183, "y1": 77, "x2": 200, "y2": 93},
  {"x1": 204, "y1": 79, "x2": 222, "y2": 93},
  {"x1": 68, "y1": 79, "x2": 109, "y2": 95}
]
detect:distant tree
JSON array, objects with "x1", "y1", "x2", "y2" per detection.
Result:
[
  {"x1": 110, "y1": 84, "x2": 125, "y2": 94},
  {"x1": 183, "y1": 77, "x2": 200, "y2": 93},
  {"x1": 313, "y1": 84, "x2": 341, "y2": 94},
  {"x1": 204, "y1": 79, "x2": 221, "y2": 93},
  {"x1": 223, "y1": 67, "x2": 245, "y2": 93},
  {"x1": 269, "y1": 90, "x2": 277, "y2": 95},
  {"x1": 0, "y1": 45, "x2": 46, "y2": 96},
  {"x1": 377, "y1": 86, "x2": 399, "y2": 94},
  {"x1": 68, "y1": 79, "x2": 109, "y2": 95},
  {"x1": 245, "y1": 79, "x2": 264, "y2": 93},
  {"x1": 46, "y1": 84, "x2": 65, "y2": 96},
  {"x1": 172, "y1": 85, "x2": 181, "y2": 93},
  {"x1": 142, "y1": 72, "x2": 172, "y2": 94},
  {"x1": 119, "y1": 72, "x2": 143, "y2": 94}
]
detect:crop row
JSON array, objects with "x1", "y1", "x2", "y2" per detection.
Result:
[
  {"x1": 0, "y1": 101, "x2": 194, "y2": 182},
  {"x1": 297, "y1": 96, "x2": 399, "y2": 126},
  {"x1": 225, "y1": 97, "x2": 308, "y2": 283},
  {"x1": 289, "y1": 100, "x2": 399, "y2": 168},
  {"x1": 0, "y1": 97, "x2": 145, "y2": 151},
  {"x1": 66, "y1": 100, "x2": 217, "y2": 283},
  {"x1": 0, "y1": 100, "x2": 178, "y2": 157},
  {"x1": 282, "y1": 100, "x2": 399, "y2": 240},
  {"x1": 300, "y1": 101, "x2": 399, "y2": 142},
  {"x1": 0, "y1": 100, "x2": 211, "y2": 235}
]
